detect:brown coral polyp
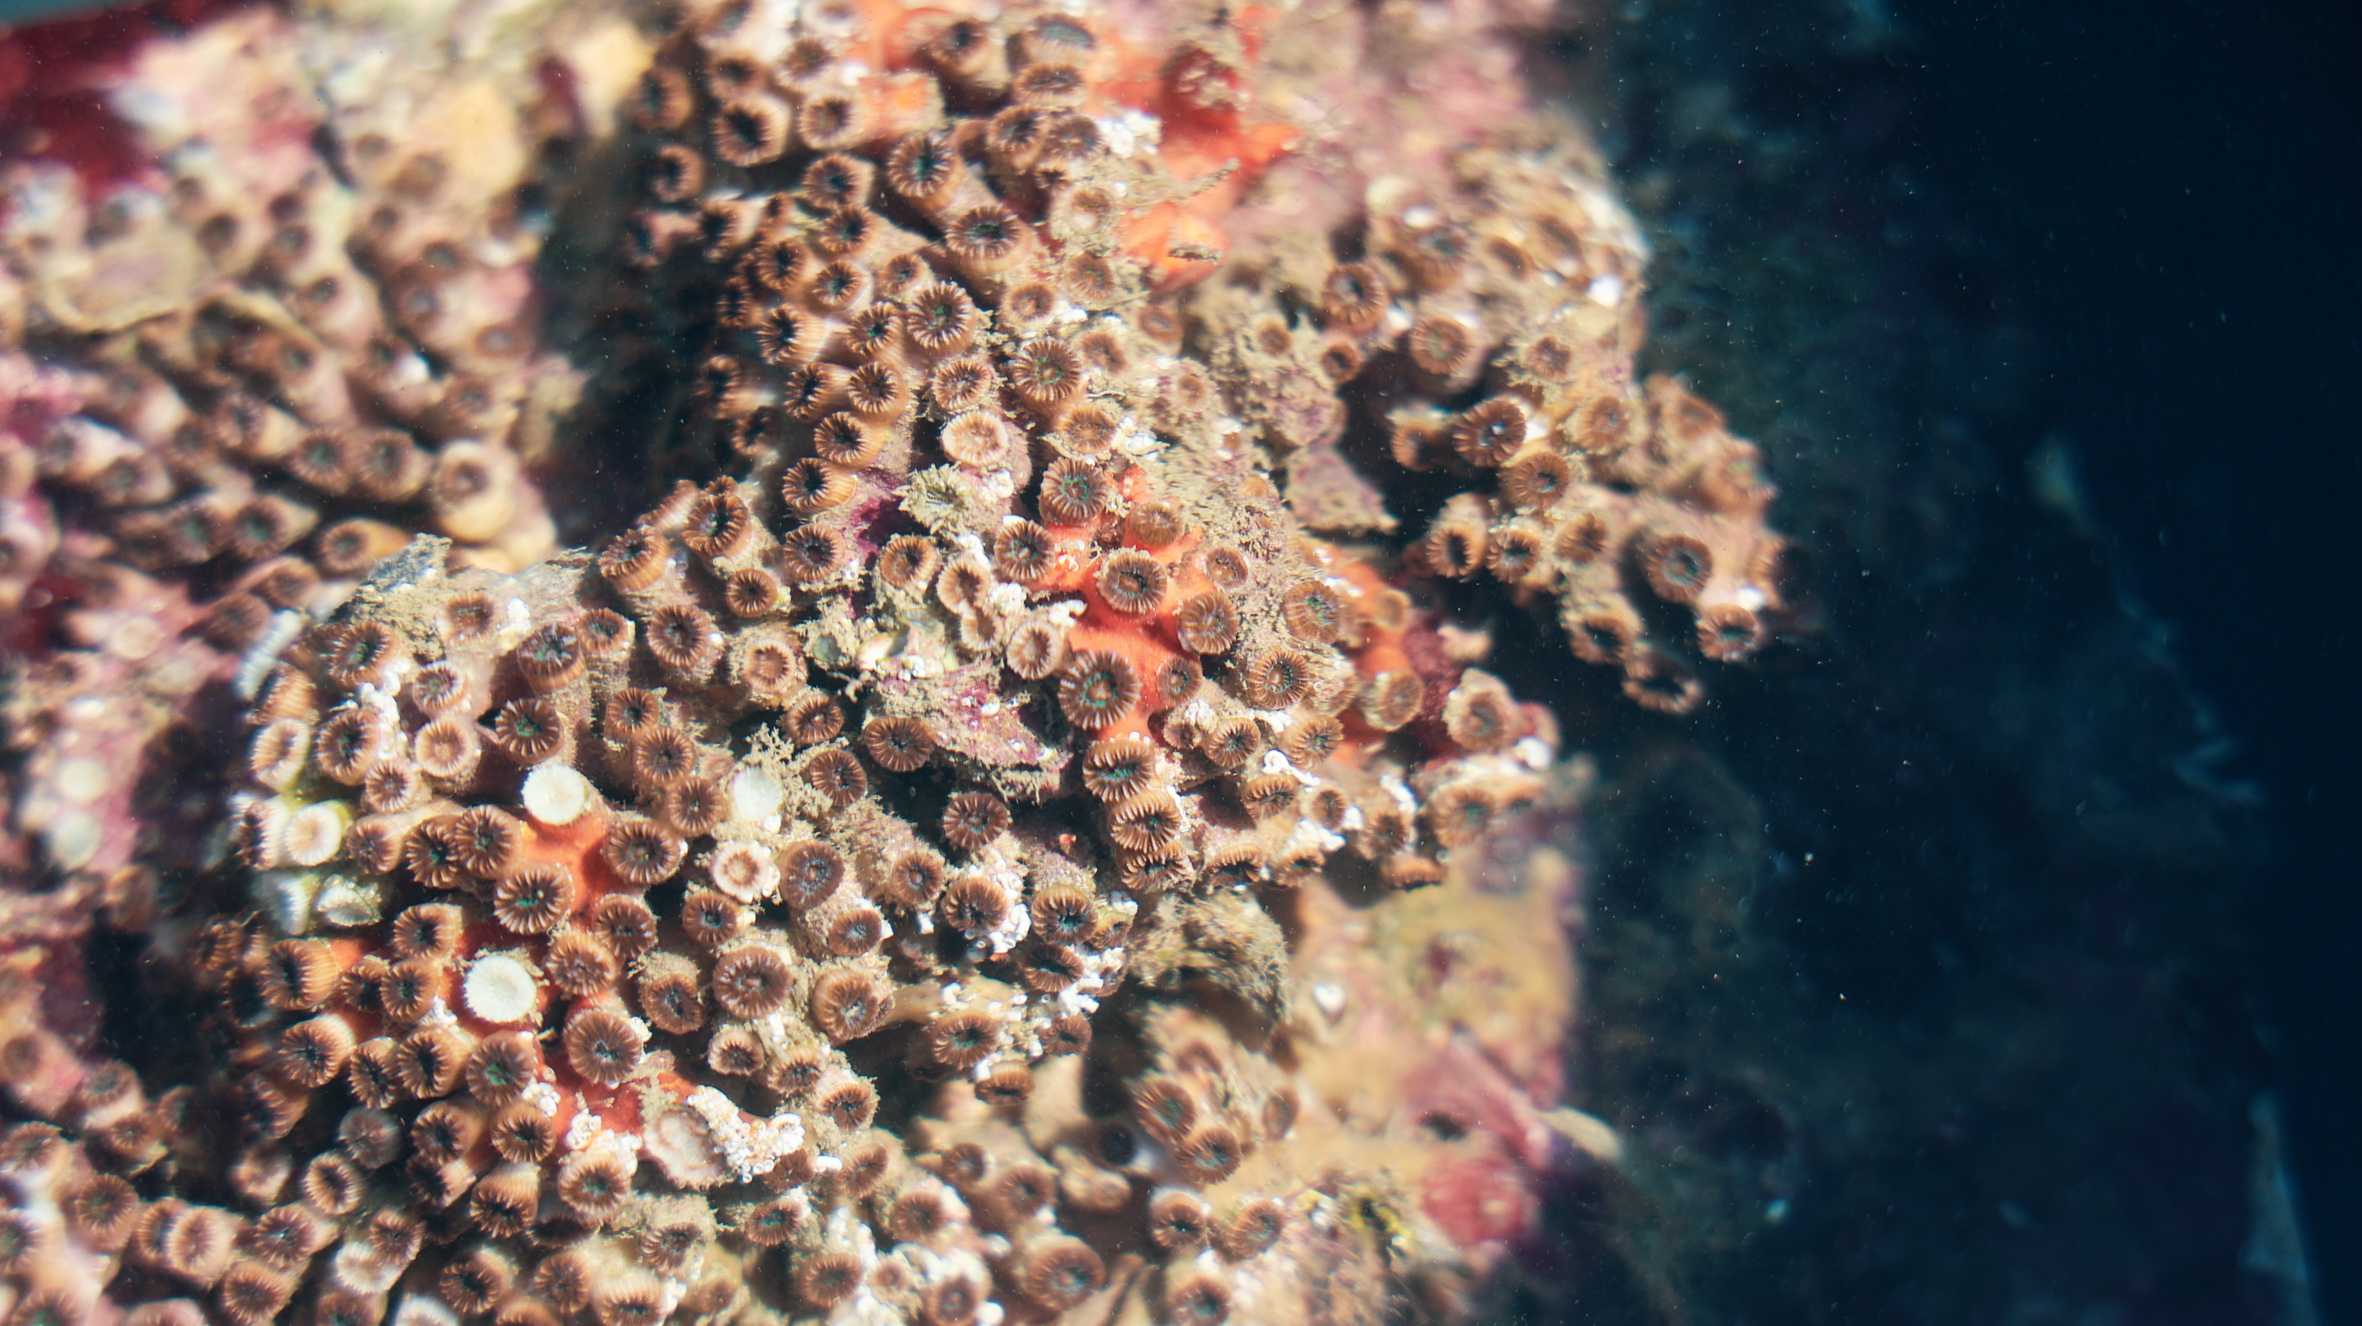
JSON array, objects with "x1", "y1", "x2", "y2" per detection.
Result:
[
  {"x1": 273, "y1": 1016, "x2": 356, "y2": 1088},
  {"x1": 862, "y1": 715, "x2": 936, "y2": 773},
  {"x1": 217, "y1": 1260, "x2": 298, "y2": 1326},
  {"x1": 1488, "y1": 524, "x2": 1546, "y2": 582},
  {"x1": 556, "y1": 1149, "x2": 633, "y2": 1223},
  {"x1": 598, "y1": 527, "x2": 670, "y2": 591},
  {"x1": 600, "y1": 818, "x2": 686, "y2": 887},
  {"x1": 464, "y1": 1031, "x2": 541, "y2": 1106},
  {"x1": 1244, "y1": 649, "x2": 1317, "y2": 708},
  {"x1": 808, "y1": 416, "x2": 882, "y2": 472},
  {"x1": 1640, "y1": 531, "x2": 1714, "y2": 603},
  {"x1": 939, "y1": 792, "x2": 1011, "y2": 853},
  {"x1": 1005, "y1": 616, "x2": 1070, "y2": 680},
  {"x1": 876, "y1": 536, "x2": 940, "y2": 591},
  {"x1": 1132, "y1": 1077, "x2": 1196, "y2": 1147},
  {"x1": 646, "y1": 602, "x2": 724, "y2": 676},
  {"x1": 778, "y1": 526, "x2": 849, "y2": 583},
  {"x1": 465, "y1": 1161, "x2": 540, "y2": 1238},
  {"x1": 492, "y1": 864, "x2": 576, "y2": 934},
  {"x1": 711, "y1": 946, "x2": 794, "y2": 1019},
  {"x1": 313, "y1": 708, "x2": 387, "y2": 784},
  {"x1": 1019, "y1": 1236, "x2": 1106, "y2": 1310},
  {"x1": 1180, "y1": 711, "x2": 1250, "y2": 769},
  {"x1": 803, "y1": 749, "x2": 869, "y2": 808},
  {"x1": 663, "y1": 776, "x2": 730, "y2": 837},
  {"x1": 711, "y1": 96, "x2": 792, "y2": 166},
  {"x1": 944, "y1": 204, "x2": 1027, "y2": 275},
  {"x1": 993, "y1": 519, "x2": 1054, "y2": 584},
  {"x1": 925, "y1": 1011, "x2": 1002, "y2": 1071},
  {"x1": 1108, "y1": 787, "x2": 1186, "y2": 852},
  {"x1": 1423, "y1": 519, "x2": 1488, "y2": 578},
  {"x1": 325, "y1": 621, "x2": 410, "y2": 690},
  {"x1": 382, "y1": 956, "x2": 450, "y2": 1022},
  {"x1": 879, "y1": 848, "x2": 949, "y2": 909},
  {"x1": 1058, "y1": 402, "x2": 1119, "y2": 458},
  {"x1": 1007, "y1": 337, "x2": 1084, "y2": 410},
  {"x1": 491, "y1": 697, "x2": 567, "y2": 764},
  {"x1": 1219, "y1": 1197, "x2": 1288, "y2": 1259},
  {"x1": 1039, "y1": 457, "x2": 1112, "y2": 526},
  {"x1": 1165, "y1": 1272, "x2": 1233, "y2": 1325},
  {"x1": 452, "y1": 806, "x2": 522, "y2": 877},
  {"x1": 1452, "y1": 399, "x2": 1529, "y2": 467},
  {"x1": 680, "y1": 890, "x2": 745, "y2": 948},
  {"x1": 409, "y1": 1100, "x2": 486, "y2": 1164},
  {"x1": 1058, "y1": 651, "x2": 1140, "y2": 729},
  {"x1": 239, "y1": 1203, "x2": 329, "y2": 1270},
  {"x1": 1320, "y1": 261, "x2": 1390, "y2": 332},
  {"x1": 780, "y1": 692, "x2": 844, "y2": 745},
  {"x1": 1173, "y1": 1124, "x2": 1245, "y2": 1185},
  {"x1": 1503, "y1": 450, "x2": 1572, "y2": 508},
  {"x1": 809, "y1": 967, "x2": 891, "y2": 1042},
  {"x1": 815, "y1": 1074, "x2": 878, "y2": 1130},
  {"x1": 1699, "y1": 603, "x2": 1769, "y2": 661},
  {"x1": 562, "y1": 1008, "x2": 646, "y2": 1087},
  {"x1": 394, "y1": 1025, "x2": 472, "y2": 1098},
  {"x1": 1029, "y1": 884, "x2": 1096, "y2": 946},
  {"x1": 1148, "y1": 1189, "x2": 1214, "y2": 1250},
  {"x1": 62, "y1": 1173, "x2": 141, "y2": 1250},
  {"x1": 845, "y1": 362, "x2": 911, "y2": 418},
  {"x1": 544, "y1": 932, "x2": 621, "y2": 997},
  {"x1": 1081, "y1": 735, "x2": 1156, "y2": 801},
  {"x1": 631, "y1": 726, "x2": 699, "y2": 789},
  {"x1": 411, "y1": 718, "x2": 482, "y2": 786},
  {"x1": 1095, "y1": 550, "x2": 1169, "y2": 615},
  {"x1": 1406, "y1": 315, "x2": 1479, "y2": 379},
  {"x1": 726, "y1": 567, "x2": 786, "y2": 617},
  {"x1": 941, "y1": 412, "x2": 1012, "y2": 471},
  {"x1": 1175, "y1": 589, "x2": 1239, "y2": 654},
  {"x1": 1281, "y1": 578, "x2": 1351, "y2": 643},
  {"x1": 740, "y1": 1198, "x2": 803, "y2": 1248},
  {"x1": 794, "y1": 1251, "x2": 863, "y2": 1308},
  {"x1": 489, "y1": 1102, "x2": 557, "y2": 1164},
  {"x1": 260, "y1": 939, "x2": 339, "y2": 1011}
]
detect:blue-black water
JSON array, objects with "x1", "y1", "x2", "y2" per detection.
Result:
[{"x1": 1542, "y1": 1, "x2": 2358, "y2": 1322}]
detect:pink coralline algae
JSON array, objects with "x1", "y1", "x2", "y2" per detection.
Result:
[{"x1": 0, "y1": 0, "x2": 1776, "y2": 1323}]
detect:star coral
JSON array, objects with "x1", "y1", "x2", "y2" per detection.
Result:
[{"x1": 0, "y1": 0, "x2": 1786, "y2": 1321}]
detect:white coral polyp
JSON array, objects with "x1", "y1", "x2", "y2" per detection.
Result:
[
  {"x1": 283, "y1": 800, "x2": 352, "y2": 866},
  {"x1": 462, "y1": 951, "x2": 541, "y2": 1024},
  {"x1": 729, "y1": 764, "x2": 785, "y2": 823},
  {"x1": 521, "y1": 763, "x2": 597, "y2": 825}
]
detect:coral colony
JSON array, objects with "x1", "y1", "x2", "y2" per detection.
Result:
[{"x1": 0, "y1": 1, "x2": 1783, "y2": 1324}]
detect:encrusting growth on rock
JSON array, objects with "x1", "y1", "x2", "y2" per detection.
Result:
[{"x1": 0, "y1": 0, "x2": 1773, "y2": 1320}]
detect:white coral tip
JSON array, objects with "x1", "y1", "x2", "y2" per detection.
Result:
[
  {"x1": 521, "y1": 764, "x2": 597, "y2": 825},
  {"x1": 463, "y1": 952, "x2": 542, "y2": 1024}
]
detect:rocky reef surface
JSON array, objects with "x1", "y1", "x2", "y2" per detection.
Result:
[{"x1": 0, "y1": 0, "x2": 1797, "y2": 1323}]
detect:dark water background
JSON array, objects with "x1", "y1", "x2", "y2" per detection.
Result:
[{"x1": 1531, "y1": 0, "x2": 2359, "y2": 1321}]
